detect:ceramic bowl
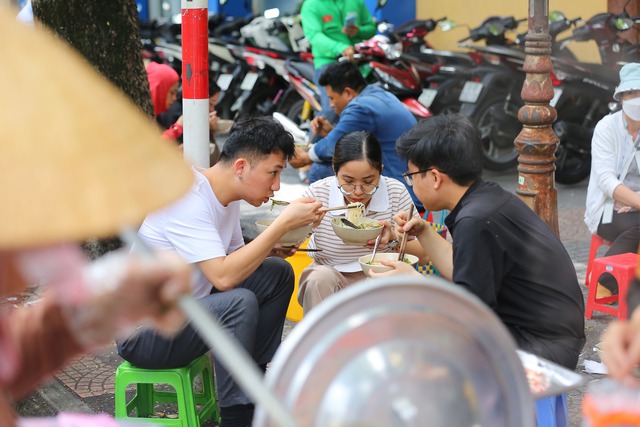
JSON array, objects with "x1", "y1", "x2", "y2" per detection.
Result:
[
  {"x1": 359, "y1": 252, "x2": 419, "y2": 276},
  {"x1": 331, "y1": 216, "x2": 383, "y2": 246},
  {"x1": 255, "y1": 219, "x2": 312, "y2": 246},
  {"x1": 215, "y1": 119, "x2": 234, "y2": 135}
]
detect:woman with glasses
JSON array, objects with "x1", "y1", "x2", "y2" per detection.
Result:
[{"x1": 298, "y1": 131, "x2": 428, "y2": 313}]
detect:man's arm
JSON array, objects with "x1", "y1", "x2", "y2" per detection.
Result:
[
  {"x1": 355, "y1": 1, "x2": 377, "y2": 40},
  {"x1": 301, "y1": 3, "x2": 351, "y2": 58},
  {"x1": 310, "y1": 103, "x2": 375, "y2": 162},
  {"x1": 448, "y1": 218, "x2": 503, "y2": 307},
  {"x1": 198, "y1": 199, "x2": 321, "y2": 291}
]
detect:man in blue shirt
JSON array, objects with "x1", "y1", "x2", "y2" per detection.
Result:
[{"x1": 290, "y1": 61, "x2": 420, "y2": 209}]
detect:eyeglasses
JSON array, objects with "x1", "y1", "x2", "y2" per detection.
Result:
[
  {"x1": 338, "y1": 183, "x2": 379, "y2": 195},
  {"x1": 402, "y1": 168, "x2": 434, "y2": 186}
]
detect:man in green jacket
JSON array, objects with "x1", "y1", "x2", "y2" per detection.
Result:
[{"x1": 301, "y1": 0, "x2": 376, "y2": 125}]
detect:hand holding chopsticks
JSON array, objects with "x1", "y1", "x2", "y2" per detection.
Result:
[{"x1": 397, "y1": 209, "x2": 413, "y2": 261}]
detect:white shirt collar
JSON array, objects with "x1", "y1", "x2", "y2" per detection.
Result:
[{"x1": 327, "y1": 176, "x2": 389, "y2": 215}]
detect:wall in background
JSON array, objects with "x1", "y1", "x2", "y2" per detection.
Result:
[{"x1": 417, "y1": 0, "x2": 605, "y2": 63}]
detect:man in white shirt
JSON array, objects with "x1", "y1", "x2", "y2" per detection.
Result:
[{"x1": 118, "y1": 116, "x2": 323, "y2": 427}]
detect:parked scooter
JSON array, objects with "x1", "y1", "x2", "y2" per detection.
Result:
[{"x1": 353, "y1": 26, "x2": 431, "y2": 118}]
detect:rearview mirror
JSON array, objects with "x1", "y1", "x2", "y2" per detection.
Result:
[
  {"x1": 439, "y1": 20, "x2": 457, "y2": 32},
  {"x1": 376, "y1": 0, "x2": 388, "y2": 10},
  {"x1": 615, "y1": 17, "x2": 634, "y2": 31}
]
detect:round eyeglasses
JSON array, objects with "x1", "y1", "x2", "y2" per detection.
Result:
[{"x1": 338, "y1": 183, "x2": 379, "y2": 195}]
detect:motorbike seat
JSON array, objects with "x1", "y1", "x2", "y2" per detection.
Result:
[
  {"x1": 405, "y1": 48, "x2": 476, "y2": 67},
  {"x1": 286, "y1": 58, "x2": 316, "y2": 81}
]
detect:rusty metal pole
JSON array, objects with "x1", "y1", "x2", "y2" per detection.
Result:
[{"x1": 514, "y1": 0, "x2": 559, "y2": 235}]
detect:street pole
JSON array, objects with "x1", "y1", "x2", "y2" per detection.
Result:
[
  {"x1": 181, "y1": 0, "x2": 210, "y2": 168},
  {"x1": 514, "y1": 0, "x2": 559, "y2": 235}
]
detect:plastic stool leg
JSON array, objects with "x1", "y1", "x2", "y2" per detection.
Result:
[{"x1": 136, "y1": 383, "x2": 155, "y2": 417}]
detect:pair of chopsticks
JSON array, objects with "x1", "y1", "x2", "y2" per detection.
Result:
[
  {"x1": 270, "y1": 199, "x2": 362, "y2": 213},
  {"x1": 279, "y1": 246, "x2": 323, "y2": 252},
  {"x1": 320, "y1": 204, "x2": 363, "y2": 213},
  {"x1": 397, "y1": 210, "x2": 414, "y2": 261}
]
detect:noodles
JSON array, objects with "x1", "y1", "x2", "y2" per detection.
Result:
[{"x1": 345, "y1": 202, "x2": 365, "y2": 224}]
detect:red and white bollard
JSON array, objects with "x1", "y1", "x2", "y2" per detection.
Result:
[{"x1": 181, "y1": 0, "x2": 209, "y2": 167}]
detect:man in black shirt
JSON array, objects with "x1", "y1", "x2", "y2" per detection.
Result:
[{"x1": 376, "y1": 114, "x2": 585, "y2": 369}]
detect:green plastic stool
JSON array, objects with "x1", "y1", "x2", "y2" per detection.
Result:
[{"x1": 114, "y1": 353, "x2": 221, "y2": 426}]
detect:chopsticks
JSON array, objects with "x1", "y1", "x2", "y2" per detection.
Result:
[
  {"x1": 320, "y1": 204, "x2": 363, "y2": 212},
  {"x1": 397, "y1": 209, "x2": 414, "y2": 261},
  {"x1": 278, "y1": 246, "x2": 323, "y2": 252}
]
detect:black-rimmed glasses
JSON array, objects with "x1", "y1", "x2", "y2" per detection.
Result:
[
  {"x1": 338, "y1": 183, "x2": 379, "y2": 195},
  {"x1": 402, "y1": 168, "x2": 433, "y2": 186}
]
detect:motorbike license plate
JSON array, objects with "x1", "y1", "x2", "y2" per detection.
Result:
[
  {"x1": 550, "y1": 88, "x2": 563, "y2": 108},
  {"x1": 240, "y1": 72, "x2": 259, "y2": 91},
  {"x1": 217, "y1": 74, "x2": 233, "y2": 92},
  {"x1": 459, "y1": 81, "x2": 484, "y2": 104},
  {"x1": 418, "y1": 88, "x2": 438, "y2": 108}
]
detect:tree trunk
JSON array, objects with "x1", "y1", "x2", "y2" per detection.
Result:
[
  {"x1": 32, "y1": 0, "x2": 154, "y2": 117},
  {"x1": 32, "y1": 0, "x2": 155, "y2": 256}
]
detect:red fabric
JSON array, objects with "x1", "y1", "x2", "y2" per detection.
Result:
[
  {"x1": 322, "y1": 14, "x2": 333, "y2": 23},
  {"x1": 146, "y1": 62, "x2": 179, "y2": 117},
  {"x1": 162, "y1": 124, "x2": 183, "y2": 140}
]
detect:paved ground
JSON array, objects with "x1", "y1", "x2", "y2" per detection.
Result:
[{"x1": 13, "y1": 165, "x2": 614, "y2": 426}]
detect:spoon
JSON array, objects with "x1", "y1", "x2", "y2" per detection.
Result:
[
  {"x1": 369, "y1": 233, "x2": 382, "y2": 264},
  {"x1": 340, "y1": 218, "x2": 360, "y2": 228}
]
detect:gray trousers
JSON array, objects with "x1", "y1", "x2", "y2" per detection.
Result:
[{"x1": 117, "y1": 257, "x2": 294, "y2": 407}]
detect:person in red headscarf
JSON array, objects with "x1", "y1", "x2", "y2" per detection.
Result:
[{"x1": 146, "y1": 62, "x2": 184, "y2": 140}]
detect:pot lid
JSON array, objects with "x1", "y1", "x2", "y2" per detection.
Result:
[{"x1": 255, "y1": 276, "x2": 534, "y2": 427}]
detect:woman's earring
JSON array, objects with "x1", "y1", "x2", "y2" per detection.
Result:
[{"x1": 238, "y1": 174, "x2": 243, "y2": 180}]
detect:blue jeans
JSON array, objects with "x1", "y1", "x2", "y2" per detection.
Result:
[{"x1": 308, "y1": 161, "x2": 334, "y2": 184}]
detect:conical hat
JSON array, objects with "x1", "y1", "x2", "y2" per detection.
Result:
[{"x1": 0, "y1": 8, "x2": 193, "y2": 249}]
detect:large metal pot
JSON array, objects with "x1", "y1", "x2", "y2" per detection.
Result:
[{"x1": 254, "y1": 276, "x2": 535, "y2": 427}]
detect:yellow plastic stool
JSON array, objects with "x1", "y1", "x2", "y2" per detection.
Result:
[
  {"x1": 284, "y1": 238, "x2": 313, "y2": 322},
  {"x1": 114, "y1": 353, "x2": 220, "y2": 426}
]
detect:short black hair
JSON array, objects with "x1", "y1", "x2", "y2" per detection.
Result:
[
  {"x1": 333, "y1": 131, "x2": 383, "y2": 173},
  {"x1": 219, "y1": 116, "x2": 295, "y2": 165},
  {"x1": 396, "y1": 114, "x2": 483, "y2": 185},
  {"x1": 318, "y1": 61, "x2": 366, "y2": 94}
]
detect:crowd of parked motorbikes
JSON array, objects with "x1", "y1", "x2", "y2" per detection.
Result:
[{"x1": 140, "y1": 2, "x2": 640, "y2": 184}]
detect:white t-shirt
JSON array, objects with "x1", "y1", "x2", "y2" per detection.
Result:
[
  {"x1": 303, "y1": 176, "x2": 417, "y2": 272},
  {"x1": 135, "y1": 168, "x2": 244, "y2": 297}
]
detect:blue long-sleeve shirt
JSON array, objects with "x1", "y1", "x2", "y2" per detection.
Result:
[{"x1": 308, "y1": 85, "x2": 420, "y2": 207}]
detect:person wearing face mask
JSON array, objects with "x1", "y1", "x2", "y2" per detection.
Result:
[{"x1": 585, "y1": 62, "x2": 640, "y2": 297}]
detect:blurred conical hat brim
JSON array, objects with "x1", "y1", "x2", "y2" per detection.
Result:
[{"x1": 0, "y1": 8, "x2": 193, "y2": 250}]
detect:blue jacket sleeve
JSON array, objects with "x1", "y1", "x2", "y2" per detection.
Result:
[{"x1": 311, "y1": 103, "x2": 375, "y2": 162}]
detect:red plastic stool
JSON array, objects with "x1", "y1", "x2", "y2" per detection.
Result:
[
  {"x1": 585, "y1": 252, "x2": 638, "y2": 319},
  {"x1": 584, "y1": 234, "x2": 611, "y2": 287}
]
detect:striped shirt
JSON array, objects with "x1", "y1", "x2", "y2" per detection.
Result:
[{"x1": 303, "y1": 176, "x2": 418, "y2": 272}]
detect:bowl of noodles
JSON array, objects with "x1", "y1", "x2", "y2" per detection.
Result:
[
  {"x1": 256, "y1": 219, "x2": 312, "y2": 246},
  {"x1": 331, "y1": 216, "x2": 383, "y2": 246},
  {"x1": 359, "y1": 253, "x2": 419, "y2": 276}
]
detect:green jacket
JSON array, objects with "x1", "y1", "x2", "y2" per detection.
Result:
[{"x1": 301, "y1": 0, "x2": 377, "y2": 68}]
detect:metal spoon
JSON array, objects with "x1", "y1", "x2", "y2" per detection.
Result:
[
  {"x1": 369, "y1": 233, "x2": 382, "y2": 264},
  {"x1": 341, "y1": 217, "x2": 360, "y2": 228}
]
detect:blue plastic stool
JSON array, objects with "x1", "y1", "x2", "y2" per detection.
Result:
[{"x1": 535, "y1": 394, "x2": 568, "y2": 427}]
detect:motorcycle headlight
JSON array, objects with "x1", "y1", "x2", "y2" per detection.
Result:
[{"x1": 380, "y1": 41, "x2": 403, "y2": 60}]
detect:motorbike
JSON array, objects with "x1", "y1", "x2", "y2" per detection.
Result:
[{"x1": 353, "y1": 26, "x2": 431, "y2": 118}]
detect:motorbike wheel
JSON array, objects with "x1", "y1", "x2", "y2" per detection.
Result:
[
  {"x1": 554, "y1": 143, "x2": 591, "y2": 185},
  {"x1": 553, "y1": 118, "x2": 591, "y2": 185},
  {"x1": 286, "y1": 99, "x2": 315, "y2": 132},
  {"x1": 469, "y1": 93, "x2": 521, "y2": 171},
  {"x1": 238, "y1": 86, "x2": 280, "y2": 118}
]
